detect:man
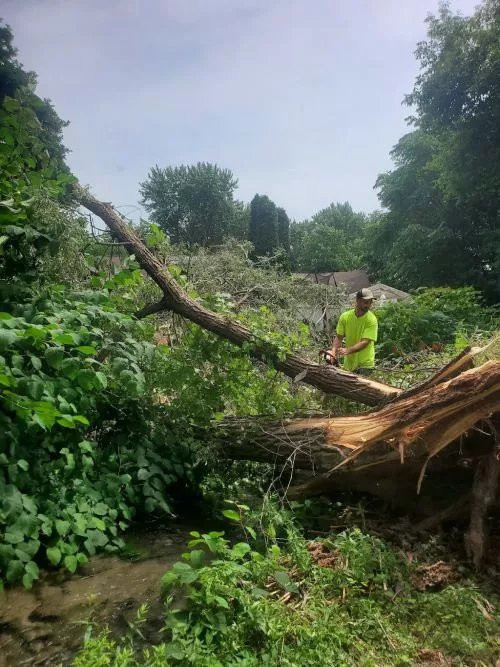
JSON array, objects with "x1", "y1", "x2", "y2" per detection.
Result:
[{"x1": 328, "y1": 288, "x2": 378, "y2": 375}]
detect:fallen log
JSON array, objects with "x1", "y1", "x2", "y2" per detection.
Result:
[
  {"x1": 215, "y1": 362, "x2": 500, "y2": 512},
  {"x1": 72, "y1": 185, "x2": 400, "y2": 407}
]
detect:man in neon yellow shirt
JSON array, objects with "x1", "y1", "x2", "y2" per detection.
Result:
[{"x1": 328, "y1": 288, "x2": 378, "y2": 375}]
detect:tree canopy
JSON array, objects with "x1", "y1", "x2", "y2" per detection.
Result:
[
  {"x1": 139, "y1": 162, "x2": 239, "y2": 246},
  {"x1": 248, "y1": 194, "x2": 279, "y2": 258},
  {"x1": 290, "y1": 202, "x2": 366, "y2": 272},
  {"x1": 371, "y1": 0, "x2": 500, "y2": 302}
]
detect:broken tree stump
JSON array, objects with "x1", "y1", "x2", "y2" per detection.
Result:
[
  {"x1": 464, "y1": 418, "x2": 499, "y2": 569},
  {"x1": 215, "y1": 361, "x2": 500, "y2": 512}
]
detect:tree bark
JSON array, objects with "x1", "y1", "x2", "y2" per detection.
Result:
[
  {"x1": 73, "y1": 185, "x2": 400, "y2": 406},
  {"x1": 464, "y1": 417, "x2": 499, "y2": 569},
  {"x1": 215, "y1": 362, "x2": 500, "y2": 509}
]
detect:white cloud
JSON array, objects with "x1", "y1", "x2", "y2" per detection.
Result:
[{"x1": 4, "y1": 0, "x2": 479, "y2": 219}]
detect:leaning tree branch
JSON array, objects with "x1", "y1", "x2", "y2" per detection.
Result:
[
  {"x1": 134, "y1": 298, "x2": 173, "y2": 319},
  {"x1": 72, "y1": 184, "x2": 401, "y2": 406}
]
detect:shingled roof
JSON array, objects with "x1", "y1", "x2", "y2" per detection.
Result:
[{"x1": 294, "y1": 270, "x2": 370, "y2": 293}]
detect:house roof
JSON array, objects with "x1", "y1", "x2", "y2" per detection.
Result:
[{"x1": 295, "y1": 270, "x2": 370, "y2": 293}]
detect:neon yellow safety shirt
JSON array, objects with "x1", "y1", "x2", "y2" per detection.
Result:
[{"x1": 336, "y1": 309, "x2": 378, "y2": 371}]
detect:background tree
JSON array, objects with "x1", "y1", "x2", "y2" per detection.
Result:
[
  {"x1": 0, "y1": 21, "x2": 68, "y2": 168},
  {"x1": 290, "y1": 202, "x2": 366, "y2": 272},
  {"x1": 370, "y1": 0, "x2": 500, "y2": 302},
  {"x1": 248, "y1": 194, "x2": 278, "y2": 257},
  {"x1": 139, "y1": 162, "x2": 238, "y2": 246},
  {"x1": 0, "y1": 21, "x2": 74, "y2": 305},
  {"x1": 229, "y1": 200, "x2": 250, "y2": 241},
  {"x1": 277, "y1": 207, "x2": 290, "y2": 254}
]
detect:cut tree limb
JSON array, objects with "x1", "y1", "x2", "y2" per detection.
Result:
[
  {"x1": 215, "y1": 361, "x2": 500, "y2": 505},
  {"x1": 73, "y1": 185, "x2": 400, "y2": 407}
]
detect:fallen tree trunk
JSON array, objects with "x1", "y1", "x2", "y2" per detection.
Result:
[
  {"x1": 74, "y1": 185, "x2": 499, "y2": 565},
  {"x1": 215, "y1": 362, "x2": 500, "y2": 510},
  {"x1": 72, "y1": 185, "x2": 400, "y2": 407}
]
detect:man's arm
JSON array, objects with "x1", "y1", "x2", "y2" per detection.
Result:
[
  {"x1": 338, "y1": 338, "x2": 370, "y2": 356},
  {"x1": 330, "y1": 334, "x2": 343, "y2": 357}
]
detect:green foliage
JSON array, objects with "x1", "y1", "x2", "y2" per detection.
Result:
[
  {"x1": 0, "y1": 258, "x2": 317, "y2": 589},
  {"x1": 173, "y1": 239, "x2": 344, "y2": 347},
  {"x1": 376, "y1": 287, "x2": 499, "y2": 359},
  {"x1": 73, "y1": 516, "x2": 500, "y2": 666},
  {"x1": 276, "y1": 207, "x2": 290, "y2": 255},
  {"x1": 249, "y1": 194, "x2": 278, "y2": 258},
  {"x1": 0, "y1": 21, "x2": 68, "y2": 168},
  {"x1": 0, "y1": 281, "x2": 194, "y2": 589},
  {"x1": 139, "y1": 162, "x2": 239, "y2": 246},
  {"x1": 0, "y1": 91, "x2": 74, "y2": 293},
  {"x1": 371, "y1": 0, "x2": 500, "y2": 302},
  {"x1": 291, "y1": 202, "x2": 366, "y2": 271}
]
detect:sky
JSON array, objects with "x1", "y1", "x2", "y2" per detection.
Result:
[{"x1": 3, "y1": 0, "x2": 478, "y2": 221}]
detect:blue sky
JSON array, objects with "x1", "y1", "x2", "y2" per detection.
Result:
[{"x1": 4, "y1": 0, "x2": 477, "y2": 221}]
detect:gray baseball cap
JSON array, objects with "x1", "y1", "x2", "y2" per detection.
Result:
[{"x1": 356, "y1": 288, "x2": 375, "y2": 300}]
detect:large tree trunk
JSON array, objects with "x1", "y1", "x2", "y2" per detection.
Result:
[
  {"x1": 73, "y1": 185, "x2": 399, "y2": 407},
  {"x1": 215, "y1": 362, "x2": 500, "y2": 514}
]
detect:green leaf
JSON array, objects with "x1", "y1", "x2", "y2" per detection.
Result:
[
  {"x1": 0, "y1": 373, "x2": 13, "y2": 387},
  {"x1": 4, "y1": 530, "x2": 24, "y2": 544},
  {"x1": 14, "y1": 539, "x2": 40, "y2": 562},
  {"x1": 0, "y1": 330, "x2": 16, "y2": 351},
  {"x1": 57, "y1": 417, "x2": 76, "y2": 429},
  {"x1": 188, "y1": 549, "x2": 205, "y2": 568},
  {"x1": 86, "y1": 529, "x2": 109, "y2": 548},
  {"x1": 55, "y1": 519, "x2": 70, "y2": 537},
  {"x1": 6, "y1": 559, "x2": 24, "y2": 582},
  {"x1": 17, "y1": 459, "x2": 29, "y2": 471},
  {"x1": 95, "y1": 371, "x2": 107, "y2": 388},
  {"x1": 72, "y1": 415, "x2": 90, "y2": 426},
  {"x1": 44, "y1": 346, "x2": 64, "y2": 369},
  {"x1": 46, "y1": 546, "x2": 62, "y2": 566},
  {"x1": 64, "y1": 555, "x2": 78, "y2": 574},
  {"x1": 25, "y1": 560, "x2": 39, "y2": 579},
  {"x1": 23, "y1": 573, "x2": 34, "y2": 589},
  {"x1": 214, "y1": 595, "x2": 229, "y2": 609},
  {"x1": 246, "y1": 526, "x2": 257, "y2": 540},
  {"x1": 55, "y1": 334, "x2": 75, "y2": 345},
  {"x1": 274, "y1": 570, "x2": 299, "y2": 594},
  {"x1": 93, "y1": 502, "x2": 109, "y2": 516},
  {"x1": 251, "y1": 587, "x2": 269, "y2": 598},
  {"x1": 231, "y1": 542, "x2": 251, "y2": 558},
  {"x1": 274, "y1": 571, "x2": 291, "y2": 588},
  {"x1": 76, "y1": 369, "x2": 97, "y2": 390},
  {"x1": 222, "y1": 509, "x2": 240, "y2": 521},
  {"x1": 172, "y1": 562, "x2": 199, "y2": 585},
  {"x1": 30, "y1": 356, "x2": 42, "y2": 371},
  {"x1": 60, "y1": 358, "x2": 81, "y2": 379},
  {"x1": 28, "y1": 379, "x2": 44, "y2": 400},
  {"x1": 137, "y1": 468, "x2": 151, "y2": 481},
  {"x1": 93, "y1": 518, "x2": 106, "y2": 531},
  {"x1": 76, "y1": 346, "x2": 97, "y2": 355}
]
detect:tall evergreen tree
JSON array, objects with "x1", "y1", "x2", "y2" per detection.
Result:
[
  {"x1": 277, "y1": 207, "x2": 290, "y2": 254},
  {"x1": 249, "y1": 194, "x2": 279, "y2": 257}
]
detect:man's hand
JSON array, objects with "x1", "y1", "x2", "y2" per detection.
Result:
[
  {"x1": 324, "y1": 349, "x2": 338, "y2": 365},
  {"x1": 338, "y1": 347, "x2": 349, "y2": 356}
]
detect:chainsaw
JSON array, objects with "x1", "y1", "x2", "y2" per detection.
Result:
[{"x1": 319, "y1": 349, "x2": 339, "y2": 367}]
